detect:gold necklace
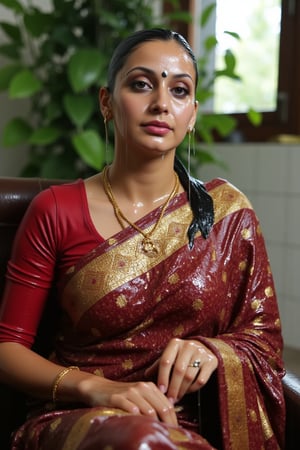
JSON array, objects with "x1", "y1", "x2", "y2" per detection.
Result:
[{"x1": 102, "y1": 166, "x2": 179, "y2": 256}]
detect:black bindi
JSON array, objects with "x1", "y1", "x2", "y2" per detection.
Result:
[{"x1": 161, "y1": 70, "x2": 168, "y2": 78}]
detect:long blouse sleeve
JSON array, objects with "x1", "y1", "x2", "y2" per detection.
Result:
[
  {"x1": 0, "y1": 181, "x2": 101, "y2": 348},
  {"x1": 0, "y1": 188, "x2": 59, "y2": 347}
]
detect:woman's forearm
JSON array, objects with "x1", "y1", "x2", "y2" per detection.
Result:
[
  {"x1": 0, "y1": 341, "x2": 179, "y2": 425},
  {"x1": 0, "y1": 342, "x2": 91, "y2": 402}
]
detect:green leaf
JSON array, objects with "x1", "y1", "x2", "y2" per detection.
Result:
[
  {"x1": 196, "y1": 88, "x2": 213, "y2": 103},
  {"x1": 24, "y1": 11, "x2": 53, "y2": 37},
  {"x1": 63, "y1": 94, "x2": 94, "y2": 127},
  {"x1": 98, "y1": 10, "x2": 122, "y2": 29},
  {"x1": 72, "y1": 130, "x2": 105, "y2": 170},
  {"x1": 198, "y1": 126, "x2": 213, "y2": 144},
  {"x1": 0, "y1": 64, "x2": 21, "y2": 90},
  {"x1": 200, "y1": 3, "x2": 216, "y2": 27},
  {"x1": 0, "y1": 22, "x2": 22, "y2": 43},
  {"x1": 29, "y1": 126, "x2": 61, "y2": 145},
  {"x1": 224, "y1": 31, "x2": 240, "y2": 41},
  {"x1": 215, "y1": 115, "x2": 236, "y2": 137},
  {"x1": 9, "y1": 69, "x2": 42, "y2": 98},
  {"x1": 2, "y1": 117, "x2": 32, "y2": 147},
  {"x1": 165, "y1": 11, "x2": 191, "y2": 23},
  {"x1": 67, "y1": 49, "x2": 104, "y2": 93},
  {"x1": 197, "y1": 113, "x2": 236, "y2": 143},
  {"x1": 215, "y1": 50, "x2": 241, "y2": 81},
  {"x1": 45, "y1": 101, "x2": 62, "y2": 122},
  {"x1": 0, "y1": 0, "x2": 23, "y2": 14},
  {"x1": 204, "y1": 35, "x2": 218, "y2": 52},
  {"x1": 205, "y1": 113, "x2": 237, "y2": 137},
  {"x1": 51, "y1": 25, "x2": 77, "y2": 47},
  {"x1": 40, "y1": 152, "x2": 78, "y2": 179},
  {"x1": 215, "y1": 69, "x2": 241, "y2": 81},
  {"x1": 0, "y1": 43, "x2": 20, "y2": 59},
  {"x1": 224, "y1": 49, "x2": 236, "y2": 74},
  {"x1": 247, "y1": 108, "x2": 262, "y2": 127},
  {"x1": 52, "y1": 0, "x2": 78, "y2": 15}
]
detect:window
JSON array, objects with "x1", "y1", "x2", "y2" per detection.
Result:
[
  {"x1": 165, "y1": 0, "x2": 300, "y2": 142},
  {"x1": 214, "y1": 0, "x2": 281, "y2": 116}
]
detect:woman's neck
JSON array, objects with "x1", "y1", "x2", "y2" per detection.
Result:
[{"x1": 107, "y1": 155, "x2": 180, "y2": 206}]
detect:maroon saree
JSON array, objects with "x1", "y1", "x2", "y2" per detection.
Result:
[{"x1": 12, "y1": 178, "x2": 285, "y2": 450}]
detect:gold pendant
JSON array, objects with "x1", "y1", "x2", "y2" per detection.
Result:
[{"x1": 141, "y1": 237, "x2": 159, "y2": 257}]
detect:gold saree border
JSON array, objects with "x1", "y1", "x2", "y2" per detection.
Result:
[
  {"x1": 62, "y1": 181, "x2": 252, "y2": 325},
  {"x1": 257, "y1": 395, "x2": 276, "y2": 444},
  {"x1": 208, "y1": 338, "x2": 250, "y2": 450}
]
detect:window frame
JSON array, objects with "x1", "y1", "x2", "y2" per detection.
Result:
[{"x1": 164, "y1": 0, "x2": 300, "y2": 142}]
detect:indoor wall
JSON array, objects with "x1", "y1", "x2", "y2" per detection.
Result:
[{"x1": 201, "y1": 143, "x2": 300, "y2": 350}]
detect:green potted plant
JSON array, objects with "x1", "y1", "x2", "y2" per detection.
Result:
[{"x1": 0, "y1": 0, "x2": 257, "y2": 178}]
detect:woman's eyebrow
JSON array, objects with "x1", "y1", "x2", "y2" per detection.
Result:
[
  {"x1": 125, "y1": 66, "x2": 153, "y2": 76},
  {"x1": 125, "y1": 66, "x2": 193, "y2": 82}
]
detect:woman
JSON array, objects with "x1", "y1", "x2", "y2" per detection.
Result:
[{"x1": 0, "y1": 29, "x2": 285, "y2": 449}]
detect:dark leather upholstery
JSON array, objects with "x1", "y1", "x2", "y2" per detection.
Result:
[
  {"x1": 0, "y1": 176, "x2": 299, "y2": 449},
  {"x1": 284, "y1": 371, "x2": 300, "y2": 449},
  {"x1": 0, "y1": 177, "x2": 66, "y2": 450}
]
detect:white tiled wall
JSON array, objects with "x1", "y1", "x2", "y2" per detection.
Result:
[{"x1": 200, "y1": 143, "x2": 300, "y2": 350}]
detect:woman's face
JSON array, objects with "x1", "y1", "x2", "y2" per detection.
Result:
[{"x1": 108, "y1": 39, "x2": 198, "y2": 158}]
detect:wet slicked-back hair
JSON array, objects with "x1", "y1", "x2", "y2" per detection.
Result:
[{"x1": 107, "y1": 28, "x2": 198, "y2": 93}]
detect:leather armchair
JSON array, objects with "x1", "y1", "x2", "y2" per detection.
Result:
[{"x1": 0, "y1": 177, "x2": 299, "y2": 449}]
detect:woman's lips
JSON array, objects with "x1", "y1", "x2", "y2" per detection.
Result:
[{"x1": 142, "y1": 121, "x2": 172, "y2": 136}]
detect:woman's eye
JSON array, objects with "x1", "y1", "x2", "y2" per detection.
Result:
[
  {"x1": 172, "y1": 86, "x2": 189, "y2": 97},
  {"x1": 131, "y1": 80, "x2": 151, "y2": 91}
]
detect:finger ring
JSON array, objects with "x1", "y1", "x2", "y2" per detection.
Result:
[{"x1": 188, "y1": 359, "x2": 201, "y2": 368}]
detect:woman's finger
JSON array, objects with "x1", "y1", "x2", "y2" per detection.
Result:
[
  {"x1": 157, "y1": 338, "x2": 180, "y2": 394},
  {"x1": 158, "y1": 339, "x2": 218, "y2": 401},
  {"x1": 166, "y1": 343, "x2": 202, "y2": 401},
  {"x1": 110, "y1": 381, "x2": 178, "y2": 426},
  {"x1": 188, "y1": 353, "x2": 218, "y2": 394}
]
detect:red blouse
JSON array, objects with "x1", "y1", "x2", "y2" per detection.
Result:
[{"x1": 0, "y1": 180, "x2": 104, "y2": 346}]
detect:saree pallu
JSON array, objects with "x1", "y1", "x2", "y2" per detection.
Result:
[{"x1": 12, "y1": 179, "x2": 285, "y2": 450}]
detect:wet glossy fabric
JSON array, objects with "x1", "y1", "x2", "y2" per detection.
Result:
[{"x1": 0, "y1": 178, "x2": 285, "y2": 449}]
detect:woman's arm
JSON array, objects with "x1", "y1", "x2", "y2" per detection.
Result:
[{"x1": 0, "y1": 340, "x2": 178, "y2": 425}]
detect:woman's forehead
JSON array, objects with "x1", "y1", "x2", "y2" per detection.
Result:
[{"x1": 121, "y1": 40, "x2": 196, "y2": 79}]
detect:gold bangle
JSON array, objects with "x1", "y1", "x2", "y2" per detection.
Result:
[{"x1": 52, "y1": 366, "x2": 79, "y2": 405}]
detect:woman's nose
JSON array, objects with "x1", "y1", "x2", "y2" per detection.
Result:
[{"x1": 149, "y1": 86, "x2": 169, "y2": 114}]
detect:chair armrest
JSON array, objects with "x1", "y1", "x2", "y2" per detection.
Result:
[{"x1": 283, "y1": 371, "x2": 300, "y2": 450}]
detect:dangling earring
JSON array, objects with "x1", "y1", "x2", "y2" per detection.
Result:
[
  {"x1": 187, "y1": 126, "x2": 195, "y2": 175},
  {"x1": 104, "y1": 115, "x2": 110, "y2": 165},
  {"x1": 187, "y1": 126, "x2": 195, "y2": 199}
]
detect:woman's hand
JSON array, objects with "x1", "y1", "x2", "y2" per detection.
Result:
[
  {"x1": 77, "y1": 375, "x2": 178, "y2": 426},
  {"x1": 145, "y1": 338, "x2": 218, "y2": 404}
]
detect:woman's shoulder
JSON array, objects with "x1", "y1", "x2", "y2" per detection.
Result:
[
  {"x1": 31, "y1": 179, "x2": 84, "y2": 209},
  {"x1": 49, "y1": 179, "x2": 85, "y2": 203},
  {"x1": 20, "y1": 180, "x2": 85, "y2": 229},
  {"x1": 203, "y1": 177, "x2": 253, "y2": 211}
]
